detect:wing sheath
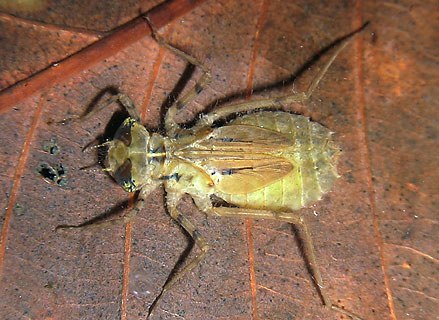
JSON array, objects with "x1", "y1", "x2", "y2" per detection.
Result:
[{"x1": 176, "y1": 125, "x2": 294, "y2": 194}]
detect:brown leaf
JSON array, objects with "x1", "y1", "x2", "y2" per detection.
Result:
[{"x1": 1, "y1": 1, "x2": 437, "y2": 320}]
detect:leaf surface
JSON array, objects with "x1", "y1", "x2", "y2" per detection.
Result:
[{"x1": 0, "y1": 1, "x2": 437, "y2": 320}]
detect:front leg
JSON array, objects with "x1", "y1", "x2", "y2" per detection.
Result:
[
  {"x1": 56, "y1": 183, "x2": 158, "y2": 232},
  {"x1": 60, "y1": 92, "x2": 140, "y2": 125}
]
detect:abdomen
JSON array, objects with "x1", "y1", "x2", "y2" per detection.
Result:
[{"x1": 216, "y1": 111, "x2": 341, "y2": 211}]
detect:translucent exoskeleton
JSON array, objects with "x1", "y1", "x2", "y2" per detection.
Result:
[{"x1": 58, "y1": 20, "x2": 369, "y2": 320}]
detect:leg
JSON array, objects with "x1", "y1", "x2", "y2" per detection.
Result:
[
  {"x1": 191, "y1": 24, "x2": 367, "y2": 132},
  {"x1": 192, "y1": 194, "x2": 220, "y2": 217},
  {"x1": 211, "y1": 206, "x2": 363, "y2": 320},
  {"x1": 56, "y1": 183, "x2": 157, "y2": 232},
  {"x1": 145, "y1": 17, "x2": 212, "y2": 136},
  {"x1": 147, "y1": 190, "x2": 209, "y2": 318},
  {"x1": 60, "y1": 92, "x2": 140, "y2": 125}
]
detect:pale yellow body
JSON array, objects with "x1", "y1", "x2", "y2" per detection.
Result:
[
  {"x1": 163, "y1": 111, "x2": 340, "y2": 212},
  {"x1": 218, "y1": 112, "x2": 340, "y2": 210}
]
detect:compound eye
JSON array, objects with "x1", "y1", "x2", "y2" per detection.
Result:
[
  {"x1": 114, "y1": 121, "x2": 132, "y2": 146},
  {"x1": 114, "y1": 159, "x2": 136, "y2": 192}
]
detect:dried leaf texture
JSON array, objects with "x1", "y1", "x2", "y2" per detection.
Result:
[
  {"x1": 0, "y1": 0, "x2": 438, "y2": 320},
  {"x1": 363, "y1": 1, "x2": 439, "y2": 320}
]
